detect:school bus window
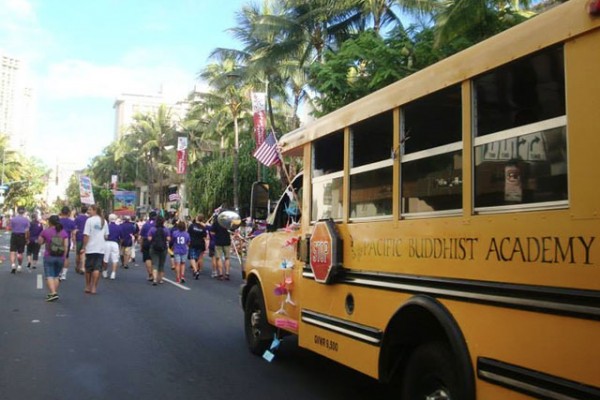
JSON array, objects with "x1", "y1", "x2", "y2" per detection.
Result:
[
  {"x1": 401, "y1": 84, "x2": 462, "y2": 216},
  {"x1": 349, "y1": 111, "x2": 393, "y2": 219},
  {"x1": 402, "y1": 151, "x2": 462, "y2": 214},
  {"x1": 473, "y1": 45, "x2": 565, "y2": 137},
  {"x1": 350, "y1": 166, "x2": 393, "y2": 219},
  {"x1": 350, "y1": 111, "x2": 393, "y2": 167},
  {"x1": 402, "y1": 85, "x2": 462, "y2": 154},
  {"x1": 312, "y1": 131, "x2": 344, "y2": 221},
  {"x1": 474, "y1": 125, "x2": 568, "y2": 208},
  {"x1": 312, "y1": 130, "x2": 344, "y2": 177},
  {"x1": 473, "y1": 45, "x2": 567, "y2": 210}
]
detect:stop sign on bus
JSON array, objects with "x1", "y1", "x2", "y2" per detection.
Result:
[{"x1": 309, "y1": 219, "x2": 342, "y2": 284}]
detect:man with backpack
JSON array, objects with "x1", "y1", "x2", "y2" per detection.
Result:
[{"x1": 147, "y1": 216, "x2": 170, "y2": 285}]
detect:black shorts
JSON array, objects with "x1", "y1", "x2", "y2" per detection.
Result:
[
  {"x1": 142, "y1": 240, "x2": 151, "y2": 262},
  {"x1": 85, "y1": 253, "x2": 104, "y2": 272},
  {"x1": 26, "y1": 242, "x2": 41, "y2": 260},
  {"x1": 10, "y1": 233, "x2": 26, "y2": 253}
]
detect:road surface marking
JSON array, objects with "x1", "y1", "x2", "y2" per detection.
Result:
[
  {"x1": 37, "y1": 274, "x2": 43, "y2": 289},
  {"x1": 162, "y1": 277, "x2": 191, "y2": 291}
]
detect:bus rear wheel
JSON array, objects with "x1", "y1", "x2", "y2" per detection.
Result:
[
  {"x1": 244, "y1": 285, "x2": 274, "y2": 355},
  {"x1": 400, "y1": 341, "x2": 461, "y2": 400}
]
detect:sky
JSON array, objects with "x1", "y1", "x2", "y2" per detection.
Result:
[{"x1": 0, "y1": 0, "x2": 249, "y2": 170}]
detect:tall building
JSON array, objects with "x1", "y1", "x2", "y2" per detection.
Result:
[
  {"x1": 0, "y1": 53, "x2": 34, "y2": 152},
  {"x1": 113, "y1": 90, "x2": 191, "y2": 140}
]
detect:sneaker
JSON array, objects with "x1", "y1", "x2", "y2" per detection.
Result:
[
  {"x1": 110, "y1": 271, "x2": 116, "y2": 280},
  {"x1": 180, "y1": 277, "x2": 185, "y2": 284},
  {"x1": 194, "y1": 272, "x2": 200, "y2": 280},
  {"x1": 10, "y1": 268, "x2": 16, "y2": 274},
  {"x1": 26, "y1": 262, "x2": 31, "y2": 269},
  {"x1": 102, "y1": 270, "x2": 108, "y2": 279},
  {"x1": 59, "y1": 273, "x2": 66, "y2": 281},
  {"x1": 45, "y1": 293, "x2": 59, "y2": 302},
  {"x1": 16, "y1": 266, "x2": 22, "y2": 272},
  {"x1": 152, "y1": 281, "x2": 158, "y2": 286},
  {"x1": 224, "y1": 274, "x2": 230, "y2": 281},
  {"x1": 124, "y1": 264, "x2": 129, "y2": 269},
  {"x1": 147, "y1": 275, "x2": 154, "y2": 281}
]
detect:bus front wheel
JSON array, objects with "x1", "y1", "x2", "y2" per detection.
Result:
[
  {"x1": 244, "y1": 285, "x2": 274, "y2": 355},
  {"x1": 400, "y1": 341, "x2": 461, "y2": 400}
]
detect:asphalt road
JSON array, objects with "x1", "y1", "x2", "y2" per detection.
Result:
[{"x1": 0, "y1": 230, "x2": 383, "y2": 400}]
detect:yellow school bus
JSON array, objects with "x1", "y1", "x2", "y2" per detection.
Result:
[{"x1": 240, "y1": 1, "x2": 600, "y2": 398}]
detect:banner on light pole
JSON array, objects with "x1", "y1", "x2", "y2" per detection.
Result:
[
  {"x1": 111, "y1": 174, "x2": 118, "y2": 190},
  {"x1": 251, "y1": 92, "x2": 267, "y2": 148},
  {"x1": 176, "y1": 136, "x2": 188, "y2": 175},
  {"x1": 79, "y1": 176, "x2": 95, "y2": 205}
]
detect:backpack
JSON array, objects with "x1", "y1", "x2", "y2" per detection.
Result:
[
  {"x1": 49, "y1": 232, "x2": 65, "y2": 256},
  {"x1": 151, "y1": 227, "x2": 167, "y2": 252}
]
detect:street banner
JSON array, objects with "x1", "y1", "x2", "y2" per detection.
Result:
[
  {"x1": 251, "y1": 92, "x2": 267, "y2": 147},
  {"x1": 111, "y1": 174, "x2": 118, "y2": 190},
  {"x1": 113, "y1": 191, "x2": 136, "y2": 217},
  {"x1": 79, "y1": 176, "x2": 95, "y2": 205},
  {"x1": 177, "y1": 136, "x2": 188, "y2": 175}
]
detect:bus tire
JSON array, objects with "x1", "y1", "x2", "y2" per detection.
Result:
[
  {"x1": 244, "y1": 285, "x2": 274, "y2": 355},
  {"x1": 400, "y1": 341, "x2": 462, "y2": 400}
]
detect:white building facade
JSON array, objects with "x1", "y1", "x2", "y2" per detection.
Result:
[{"x1": 0, "y1": 53, "x2": 34, "y2": 152}]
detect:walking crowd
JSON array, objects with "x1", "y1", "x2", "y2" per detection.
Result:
[{"x1": 6, "y1": 205, "x2": 235, "y2": 302}]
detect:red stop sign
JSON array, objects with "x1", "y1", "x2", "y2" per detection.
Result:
[{"x1": 309, "y1": 220, "x2": 342, "y2": 284}]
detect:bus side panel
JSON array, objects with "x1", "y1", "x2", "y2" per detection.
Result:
[
  {"x1": 565, "y1": 27, "x2": 600, "y2": 219},
  {"x1": 297, "y1": 278, "x2": 382, "y2": 379},
  {"x1": 446, "y1": 299, "x2": 600, "y2": 396}
]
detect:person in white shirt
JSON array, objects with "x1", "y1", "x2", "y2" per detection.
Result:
[{"x1": 80, "y1": 204, "x2": 108, "y2": 294}]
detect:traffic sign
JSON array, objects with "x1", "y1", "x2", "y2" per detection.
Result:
[{"x1": 309, "y1": 219, "x2": 343, "y2": 284}]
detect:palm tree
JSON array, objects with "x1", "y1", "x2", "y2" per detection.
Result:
[
  {"x1": 198, "y1": 53, "x2": 253, "y2": 211},
  {"x1": 432, "y1": 0, "x2": 535, "y2": 47},
  {"x1": 128, "y1": 105, "x2": 177, "y2": 209}
]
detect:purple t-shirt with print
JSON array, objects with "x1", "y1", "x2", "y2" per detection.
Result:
[
  {"x1": 10, "y1": 215, "x2": 30, "y2": 233},
  {"x1": 40, "y1": 227, "x2": 69, "y2": 258},
  {"x1": 171, "y1": 229, "x2": 190, "y2": 255},
  {"x1": 74, "y1": 214, "x2": 88, "y2": 241}
]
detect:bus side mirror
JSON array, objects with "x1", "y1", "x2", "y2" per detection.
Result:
[{"x1": 250, "y1": 181, "x2": 270, "y2": 221}]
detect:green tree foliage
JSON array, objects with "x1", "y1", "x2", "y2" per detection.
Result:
[
  {"x1": 187, "y1": 138, "x2": 283, "y2": 217},
  {"x1": 310, "y1": 29, "x2": 415, "y2": 115}
]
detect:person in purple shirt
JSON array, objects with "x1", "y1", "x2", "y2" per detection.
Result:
[
  {"x1": 38, "y1": 215, "x2": 68, "y2": 302},
  {"x1": 119, "y1": 215, "x2": 138, "y2": 269},
  {"x1": 26, "y1": 213, "x2": 44, "y2": 270},
  {"x1": 58, "y1": 206, "x2": 77, "y2": 280},
  {"x1": 140, "y1": 211, "x2": 157, "y2": 281},
  {"x1": 9, "y1": 206, "x2": 30, "y2": 273},
  {"x1": 103, "y1": 214, "x2": 122, "y2": 280},
  {"x1": 171, "y1": 220, "x2": 190, "y2": 283},
  {"x1": 148, "y1": 216, "x2": 170, "y2": 285},
  {"x1": 73, "y1": 205, "x2": 89, "y2": 274}
]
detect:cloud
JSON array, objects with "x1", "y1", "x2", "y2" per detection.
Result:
[{"x1": 42, "y1": 58, "x2": 197, "y2": 101}]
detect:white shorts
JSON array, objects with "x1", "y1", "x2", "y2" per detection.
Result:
[{"x1": 104, "y1": 241, "x2": 120, "y2": 264}]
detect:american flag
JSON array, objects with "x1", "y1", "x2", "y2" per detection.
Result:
[
  {"x1": 168, "y1": 193, "x2": 181, "y2": 202},
  {"x1": 253, "y1": 132, "x2": 281, "y2": 167}
]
